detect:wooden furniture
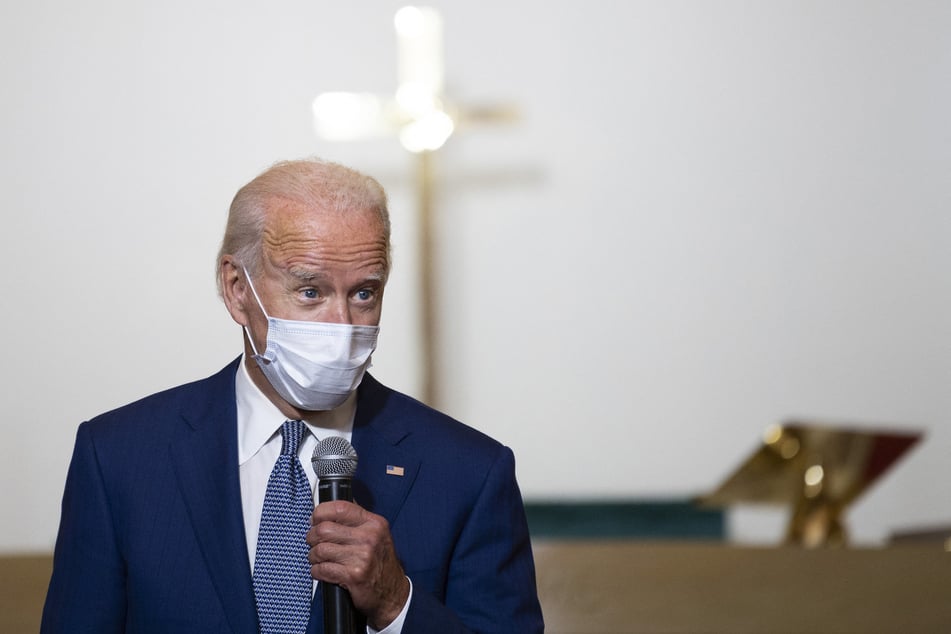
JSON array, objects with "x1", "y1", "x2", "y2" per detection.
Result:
[
  {"x1": 6, "y1": 541, "x2": 949, "y2": 633},
  {"x1": 534, "y1": 540, "x2": 950, "y2": 632},
  {"x1": 0, "y1": 554, "x2": 51, "y2": 633}
]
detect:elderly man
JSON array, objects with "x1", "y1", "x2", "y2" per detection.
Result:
[{"x1": 42, "y1": 159, "x2": 544, "y2": 633}]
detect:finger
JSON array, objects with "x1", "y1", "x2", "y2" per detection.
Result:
[
  {"x1": 307, "y1": 540, "x2": 349, "y2": 567},
  {"x1": 306, "y1": 520, "x2": 358, "y2": 550},
  {"x1": 309, "y1": 560, "x2": 350, "y2": 587},
  {"x1": 308, "y1": 540, "x2": 375, "y2": 585},
  {"x1": 308, "y1": 530, "x2": 379, "y2": 567},
  {"x1": 310, "y1": 500, "x2": 365, "y2": 526}
]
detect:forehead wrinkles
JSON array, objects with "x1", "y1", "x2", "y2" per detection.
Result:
[{"x1": 261, "y1": 217, "x2": 388, "y2": 269}]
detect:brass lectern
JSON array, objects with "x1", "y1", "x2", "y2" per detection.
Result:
[{"x1": 700, "y1": 422, "x2": 922, "y2": 547}]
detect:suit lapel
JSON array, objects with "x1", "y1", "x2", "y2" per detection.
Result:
[
  {"x1": 349, "y1": 375, "x2": 420, "y2": 526},
  {"x1": 169, "y1": 359, "x2": 259, "y2": 634},
  {"x1": 351, "y1": 427, "x2": 419, "y2": 525}
]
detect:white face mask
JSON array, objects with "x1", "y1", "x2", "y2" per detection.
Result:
[{"x1": 242, "y1": 269, "x2": 379, "y2": 411}]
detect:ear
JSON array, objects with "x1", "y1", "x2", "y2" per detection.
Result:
[{"x1": 220, "y1": 256, "x2": 251, "y2": 327}]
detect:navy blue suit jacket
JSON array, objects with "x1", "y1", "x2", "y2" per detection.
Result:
[{"x1": 42, "y1": 359, "x2": 543, "y2": 633}]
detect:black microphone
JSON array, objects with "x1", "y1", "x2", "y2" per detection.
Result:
[{"x1": 311, "y1": 436, "x2": 359, "y2": 634}]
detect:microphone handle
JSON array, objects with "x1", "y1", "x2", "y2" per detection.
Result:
[{"x1": 318, "y1": 478, "x2": 357, "y2": 634}]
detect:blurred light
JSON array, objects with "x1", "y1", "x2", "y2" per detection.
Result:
[
  {"x1": 395, "y1": 6, "x2": 444, "y2": 96},
  {"x1": 804, "y1": 465, "x2": 824, "y2": 487},
  {"x1": 763, "y1": 424, "x2": 783, "y2": 445},
  {"x1": 780, "y1": 438, "x2": 800, "y2": 459},
  {"x1": 764, "y1": 424, "x2": 800, "y2": 459},
  {"x1": 396, "y1": 83, "x2": 440, "y2": 118},
  {"x1": 394, "y1": 6, "x2": 426, "y2": 37},
  {"x1": 313, "y1": 7, "x2": 456, "y2": 152},
  {"x1": 399, "y1": 110, "x2": 455, "y2": 153}
]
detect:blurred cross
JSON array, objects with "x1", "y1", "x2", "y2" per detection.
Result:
[{"x1": 312, "y1": 6, "x2": 517, "y2": 407}]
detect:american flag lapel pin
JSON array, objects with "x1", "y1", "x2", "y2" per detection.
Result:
[{"x1": 386, "y1": 464, "x2": 405, "y2": 477}]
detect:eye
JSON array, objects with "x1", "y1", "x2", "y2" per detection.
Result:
[
  {"x1": 353, "y1": 286, "x2": 379, "y2": 304},
  {"x1": 301, "y1": 288, "x2": 319, "y2": 300}
]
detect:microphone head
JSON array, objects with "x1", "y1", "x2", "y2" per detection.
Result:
[{"x1": 312, "y1": 436, "x2": 358, "y2": 479}]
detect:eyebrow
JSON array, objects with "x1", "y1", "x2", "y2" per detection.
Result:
[
  {"x1": 285, "y1": 266, "x2": 387, "y2": 286},
  {"x1": 286, "y1": 266, "x2": 319, "y2": 282},
  {"x1": 361, "y1": 271, "x2": 387, "y2": 284}
]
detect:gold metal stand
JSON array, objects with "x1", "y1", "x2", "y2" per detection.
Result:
[{"x1": 699, "y1": 421, "x2": 922, "y2": 547}]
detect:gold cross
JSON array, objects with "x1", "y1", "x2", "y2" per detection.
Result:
[{"x1": 312, "y1": 6, "x2": 516, "y2": 407}]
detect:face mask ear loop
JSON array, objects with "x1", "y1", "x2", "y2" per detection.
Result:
[{"x1": 242, "y1": 267, "x2": 270, "y2": 357}]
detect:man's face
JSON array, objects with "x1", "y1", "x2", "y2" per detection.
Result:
[{"x1": 243, "y1": 200, "x2": 389, "y2": 344}]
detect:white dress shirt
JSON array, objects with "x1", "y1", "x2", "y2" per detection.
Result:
[{"x1": 234, "y1": 357, "x2": 410, "y2": 634}]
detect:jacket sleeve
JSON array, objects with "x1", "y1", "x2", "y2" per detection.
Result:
[
  {"x1": 42, "y1": 422, "x2": 127, "y2": 633},
  {"x1": 402, "y1": 446, "x2": 544, "y2": 633}
]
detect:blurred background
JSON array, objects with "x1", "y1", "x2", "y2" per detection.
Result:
[{"x1": 1, "y1": 0, "x2": 949, "y2": 554}]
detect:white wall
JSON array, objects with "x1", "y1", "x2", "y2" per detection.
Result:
[{"x1": 1, "y1": 1, "x2": 948, "y2": 552}]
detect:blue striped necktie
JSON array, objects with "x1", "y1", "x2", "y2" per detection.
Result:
[{"x1": 253, "y1": 419, "x2": 314, "y2": 634}]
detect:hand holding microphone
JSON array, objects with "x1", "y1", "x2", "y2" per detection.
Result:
[
  {"x1": 309, "y1": 437, "x2": 410, "y2": 633},
  {"x1": 311, "y1": 437, "x2": 359, "y2": 634}
]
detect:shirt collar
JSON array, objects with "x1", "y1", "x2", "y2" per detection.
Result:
[{"x1": 235, "y1": 355, "x2": 357, "y2": 465}]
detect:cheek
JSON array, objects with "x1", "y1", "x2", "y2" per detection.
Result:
[{"x1": 352, "y1": 302, "x2": 383, "y2": 327}]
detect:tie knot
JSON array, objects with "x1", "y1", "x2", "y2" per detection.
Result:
[{"x1": 280, "y1": 420, "x2": 305, "y2": 456}]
